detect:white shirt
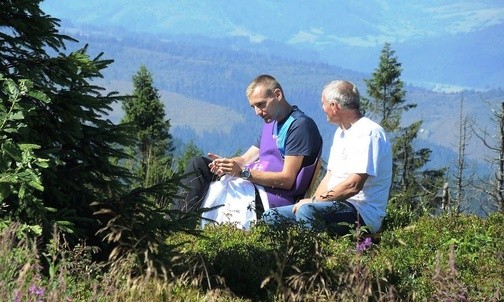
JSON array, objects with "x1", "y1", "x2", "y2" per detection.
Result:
[{"x1": 326, "y1": 117, "x2": 392, "y2": 233}]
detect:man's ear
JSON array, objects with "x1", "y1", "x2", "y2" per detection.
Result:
[
  {"x1": 273, "y1": 88, "x2": 283, "y2": 100},
  {"x1": 331, "y1": 101, "x2": 339, "y2": 112}
]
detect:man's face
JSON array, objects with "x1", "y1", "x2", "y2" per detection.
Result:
[
  {"x1": 321, "y1": 95, "x2": 338, "y2": 124},
  {"x1": 248, "y1": 85, "x2": 281, "y2": 123}
]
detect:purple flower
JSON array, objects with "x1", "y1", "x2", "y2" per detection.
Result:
[
  {"x1": 29, "y1": 284, "x2": 37, "y2": 294},
  {"x1": 35, "y1": 287, "x2": 45, "y2": 296},
  {"x1": 356, "y1": 237, "x2": 372, "y2": 252},
  {"x1": 29, "y1": 284, "x2": 45, "y2": 296}
]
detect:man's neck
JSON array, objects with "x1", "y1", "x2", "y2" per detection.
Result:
[
  {"x1": 277, "y1": 104, "x2": 293, "y2": 123},
  {"x1": 340, "y1": 111, "x2": 362, "y2": 130}
]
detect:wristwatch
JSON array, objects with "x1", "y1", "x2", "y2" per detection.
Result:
[{"x1": 240, "y1": 167, "x2": 251, "y2": 180}]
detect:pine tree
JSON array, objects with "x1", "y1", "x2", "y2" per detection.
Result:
[
  {"x1": 451, "y1": 96, "x2": 476, "y2": 213},
  {"x1": 474, "y1": 102, "x2": 504, "y2": 212},
  {"x1": 1, "y1": 2, "x2": 204, "y2": 270},
  {"x1": 392, "y1": 121, "x2": 446, "y2": 215},
  {"x1": 364, "y1": 43, "x2": 446, "y2": 229},
  {"x1": 0, "y1": 1, "x2": 133, "y2": 241},
  {"x1": 174, "y1": 140, "x2": 203, "y2": 173},
  {"x1": 364, "y1": 43, "x2": 416, "y2": 132},
  {"x1": 121, "y1": 66, "x2": 174, "y2": 185}
]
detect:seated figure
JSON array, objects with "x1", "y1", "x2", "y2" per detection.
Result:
[
  {"x1": 176, "y1": 74, "x2": 323, "y2": 229},
  {"x1": 263, "y1": 80, "x2": 392, "y2": 236}
]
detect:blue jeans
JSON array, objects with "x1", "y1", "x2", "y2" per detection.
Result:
[{"x1": 262, "y1": 200, "x2": 366, "y2": 235}]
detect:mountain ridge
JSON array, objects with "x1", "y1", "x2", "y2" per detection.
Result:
[
  {"x1": 41, "y1": 0, "x2": 504, "y2": 91},
  {"x1": 37, "y1": 1, "x2": 504, "y2": 176},
  {"x1": 81, "y1": 29, "x2": 503, "y2": 175}
]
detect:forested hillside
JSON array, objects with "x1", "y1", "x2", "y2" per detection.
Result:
[
  {"x1": 73, "y1": 29, "x2": 366, "y2": 156},
  {"x1": 64, "y1": 27, "x2": 504, "y2": 173}
]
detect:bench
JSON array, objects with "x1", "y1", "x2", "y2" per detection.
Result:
[{"x1": 304, "y1": 157, "x2": 323, "y2": 199}]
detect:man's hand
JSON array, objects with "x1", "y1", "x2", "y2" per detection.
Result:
[
  {"x1": 208, "y1": 153, "x2": 223, "y2": 175},
  {"x1": 292, "y1": 198, "x2": 313, "y2": 214},
  {"x1": 208, "y1": 153, "x2": 241, "y2": 177}
]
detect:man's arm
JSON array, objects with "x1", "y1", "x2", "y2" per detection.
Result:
[
  {"x1": 211, "y1": 152, "x2": 304, "y2": 190},
  {"x1": 293, "y1": 171, "x2": 368, "y2": 213},
  {"x1": 323, "y1": 172, "x2": 368, "y2": 201},
  {"x1": 233, "y1": 146, "x2": 261, "y2": 166},
  {"x1": 208, "y1": 146, "x2": 260, "y2": 175},
  {"x1": 246, "y1": 155, "x2": 304, "y2": 189},
  {"x1": 311, "y1": 171, "x2": 331, "y2": 199}
]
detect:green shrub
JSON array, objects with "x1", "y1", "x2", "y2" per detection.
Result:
[
  {"x1": 168, "y1": 222, "x2": 368, "y2": 301},
  {"x1": 3, "y1": 213, "x2": 502, "y2": 301},
  {"x1": 168, "y1": 223, "x2": 275, "y2": 300},
  {"x1": 1, "y1": 76, "x2": 49, "y2": 227},
  {"x1": 1, "y1": 220, "x2": 245, "y2": 302},
  {"x1": 169, "y1": 213, "x2": 503, "y2": 301},
  {"x1": 371, "y1": 212, "x2": 504, "y2": 301}
]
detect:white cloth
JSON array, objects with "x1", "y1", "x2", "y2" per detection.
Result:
[
  {"x1": 326, "y1": 117, "x2": 392, "y2": 233},
  {"x1": 200, "y1": 175, "x2": 269, "y2": 230}
]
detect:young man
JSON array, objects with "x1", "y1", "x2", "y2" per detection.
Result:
[
  {"x1": 263, "y1": 80, "x2": 392, "y2": 235},
  {"x1": 177, "y1": 74, "x2": 322, "y2": 215}
]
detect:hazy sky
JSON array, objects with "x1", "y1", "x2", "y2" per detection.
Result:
[
  {"x1": 39, "y1": 0, "x2": 504, "y2": 91},
  {"x1": 41, "y1": 0, "x2": 504, "y2": 48}
]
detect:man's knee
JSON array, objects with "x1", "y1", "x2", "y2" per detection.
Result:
[
  {"x1": 296, "y1": 203, "x2": 317, "y2": 220},
  {"x1": 261, "y1": 208, "x2": 276, "y2": 225},
  {"x1": 186, "y1": 156, "x2": 210, "y2": 173},
  {"x1": 262, "y1": 206, "x2": 295, "y2": 225},
  {"x1": 296, "y1": 203, "x2": 329, "y2": 231}
]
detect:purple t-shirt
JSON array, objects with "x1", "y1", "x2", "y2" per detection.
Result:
[{"x1": 254, "y1": 106, "x2": 321, "y2": 166}]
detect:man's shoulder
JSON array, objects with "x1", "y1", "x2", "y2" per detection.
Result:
[
  {"x1": 291, "y1": 107, "x2": 317, "y2": 126},
  {"x1": 357, "y1": 117, "x2": 386, "y2": 132},
  {"x1": 291, "y1": 114, "x2": 320, "y2": 135}
]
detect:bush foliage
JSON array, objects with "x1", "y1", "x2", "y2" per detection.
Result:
[
  {"x1": 166, "y1": 213, "x2": 503, "y2": 301},
  {"x1": 2, "y1": 213, "x2": 502, "y2": 301}
]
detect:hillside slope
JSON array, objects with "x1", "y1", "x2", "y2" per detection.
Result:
[{"x1": 73, "y1": 29, "x2": 502, "y2": 172}]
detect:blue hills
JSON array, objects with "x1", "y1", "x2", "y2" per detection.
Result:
[
  {"x1": 39, "y1": 0, "x2": 504, "y2": 176},
  {"x1": 41, "y1": 0, "x2": 504, "y2": 90}
]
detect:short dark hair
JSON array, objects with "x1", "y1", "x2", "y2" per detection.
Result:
[{"x1": 246, "y1": 74, "x2": 283, "y2": 98}]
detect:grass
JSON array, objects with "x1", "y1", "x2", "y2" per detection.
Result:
[{"x1": 1, "y1": 213, "x2": 503, "y2": 301}]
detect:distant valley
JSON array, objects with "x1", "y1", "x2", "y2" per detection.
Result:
[
  {"x1": 64, "y1": 26, "x2": 502, "y2": 177},
  {"x1": 42, "y1": 1, "x2": 504, "y2": 92}
]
